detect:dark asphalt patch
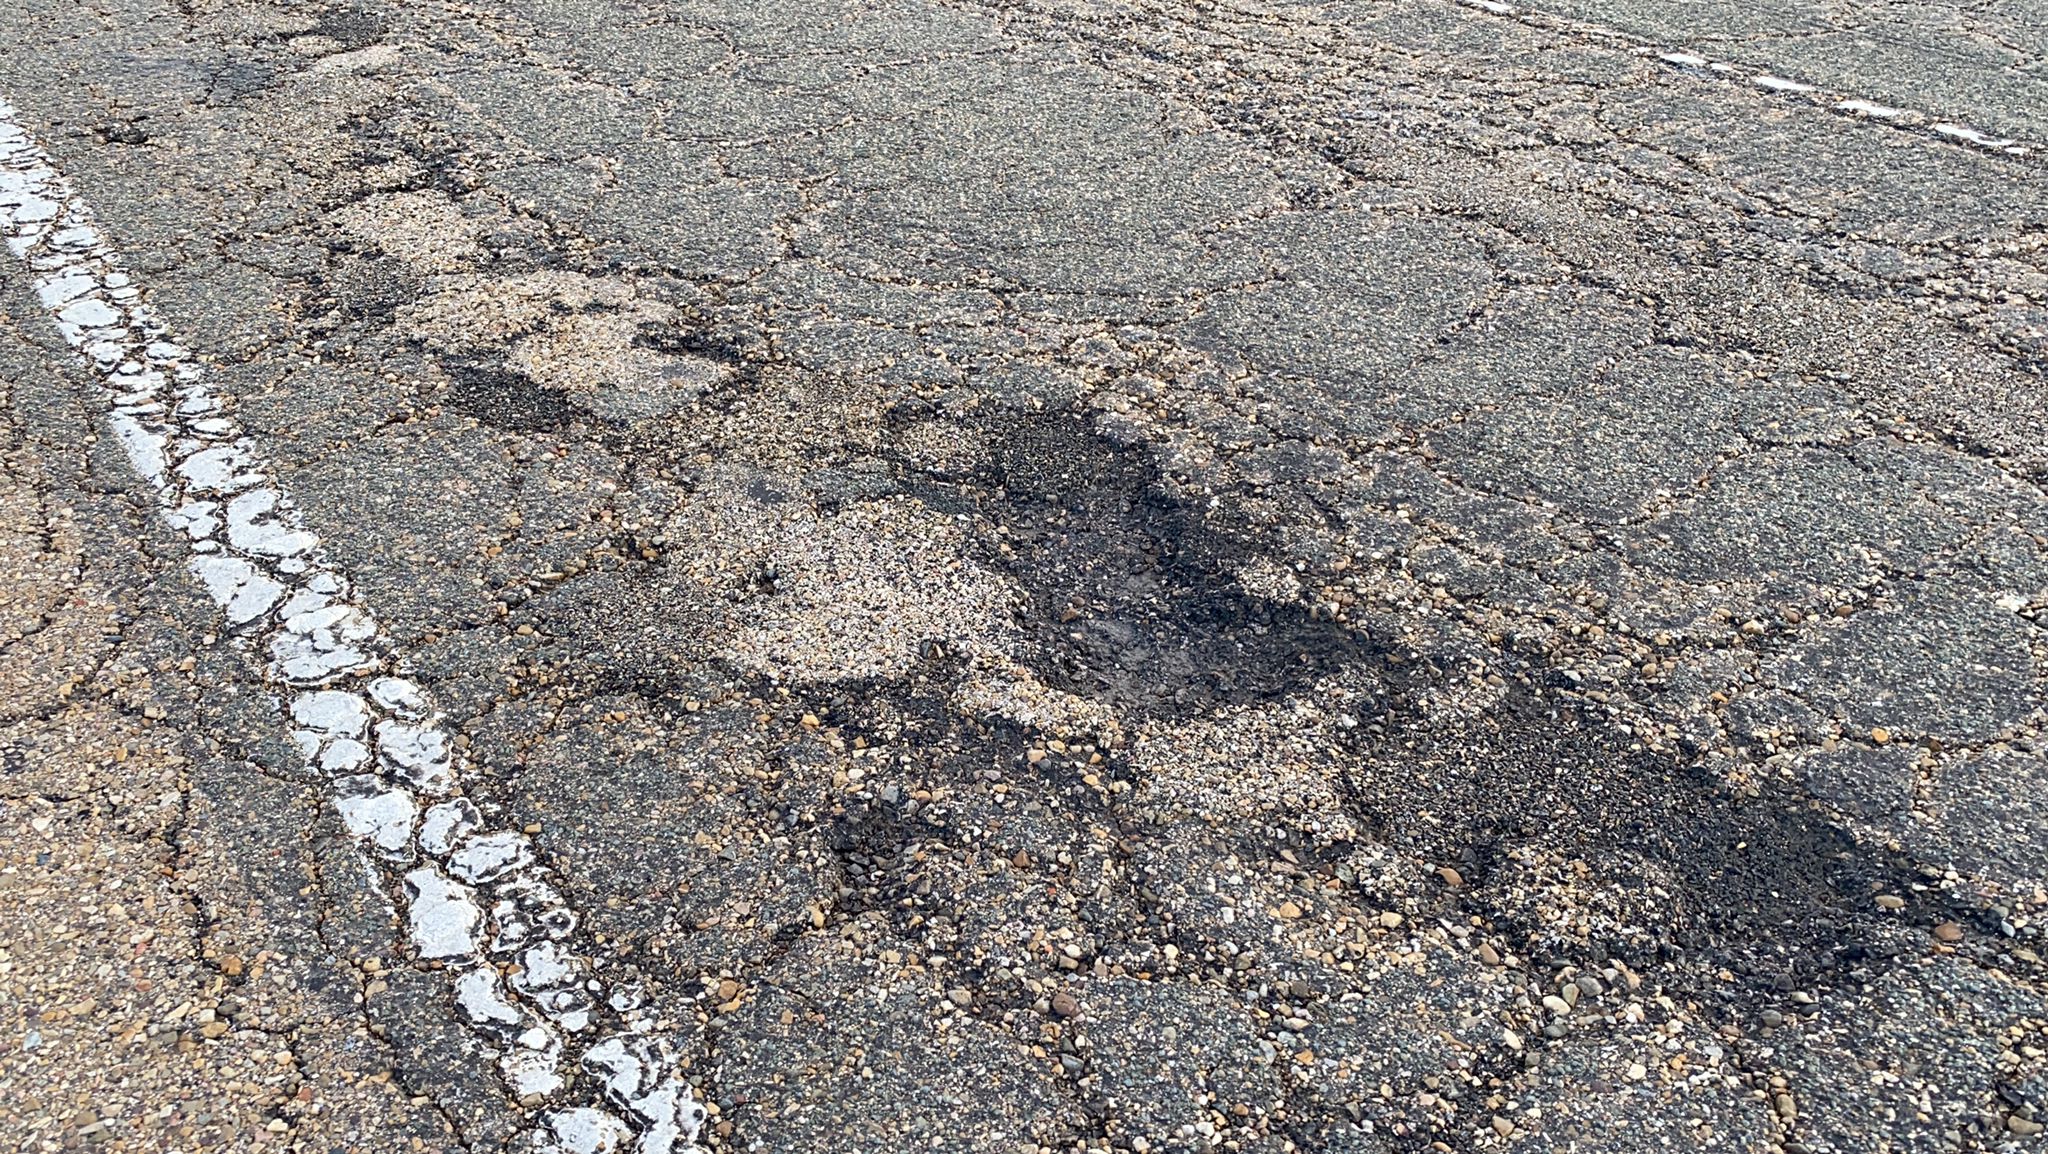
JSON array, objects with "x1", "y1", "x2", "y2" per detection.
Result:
[
  {"x1": 912, "y1": 406, "x2": 1375, "y2": 718},
  {"x1": 303, "y1": 4, "x2": 391, "y2": 52},
  {"x1": 442, "y1": 360, "x2": 581, "y2": 432},
  {"x1": 1338, "y1": 674, "x2": 1919, "y2": 996}
]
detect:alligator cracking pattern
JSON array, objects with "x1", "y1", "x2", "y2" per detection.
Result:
[{"x1": 0, "y1": 97, "x2": 704, "y2": 1154}]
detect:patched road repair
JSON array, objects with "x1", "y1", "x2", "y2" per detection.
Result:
[{"x1": 1, "y1": 1, "x2": 2044, "y2": 1152}]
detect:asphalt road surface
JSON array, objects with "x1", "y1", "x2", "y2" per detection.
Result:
[{"x1": 1, "y1": 1, "x2": 2046, "y2": 1152}]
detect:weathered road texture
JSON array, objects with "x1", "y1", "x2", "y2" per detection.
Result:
[
  {"x1": 1506, "y1": 0, "x2": 2048, "y2": 143},
  {"x1": 0, "y1": 293, "x2": 461, "y2": 1149},
  {"x1": 2, "y1": 0, "x2": 2046, "y2": 1153}
]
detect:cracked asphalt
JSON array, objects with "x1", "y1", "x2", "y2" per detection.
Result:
[{"x1": 3, "y1": 0, "x2": 2048, "y2": 1152}]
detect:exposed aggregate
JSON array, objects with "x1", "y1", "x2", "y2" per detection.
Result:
[{"x1": 0, "y1": 0, "x2": 2045, "y2": 1151}]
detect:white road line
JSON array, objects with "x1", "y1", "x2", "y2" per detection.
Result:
[
  {"x1": 1450, "y1": 0, "x2": 2037, "y2": 158},
  {"x1": 0, "y1": 98, "x2": 704, "y2": 1154}
]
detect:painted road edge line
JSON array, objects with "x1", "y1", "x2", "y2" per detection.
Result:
[
  {"x1": 0, "y1": 98, "x2": 704, "y2": 1154},
  {"x1": 1451, "y1": 0, "x2": 2037, "y2": 159}
]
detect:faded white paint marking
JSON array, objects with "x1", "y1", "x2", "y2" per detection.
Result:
[
  {"x1": 1932, "y1": 122, "x2": 2016, "y2": 149},
  {"x1": 1838, "y1": 98, "x2": 1907, "y2": 119},
  {"x1": 0, "y1": 96, "x2": 700, "y2": 1154},
  {"x1": 1438, "y1": 2, "x2": 2036, "y2": 157}
]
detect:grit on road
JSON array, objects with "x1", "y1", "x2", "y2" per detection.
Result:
[{"x1": 0, "y1": 1, "x2": 2045, "y2": 1153}]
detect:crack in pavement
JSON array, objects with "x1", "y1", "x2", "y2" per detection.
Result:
[{"x1": 0, "y1": 96, "x2": 705, "y2": 1154}]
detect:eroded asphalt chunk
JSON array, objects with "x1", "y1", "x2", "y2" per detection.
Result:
[{"x1": 1, "y1": 0, "x2": 2046, "y2": 1152}]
